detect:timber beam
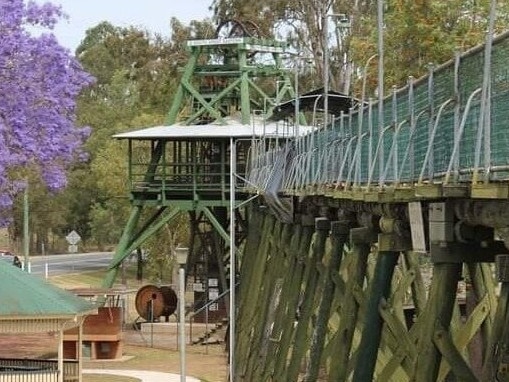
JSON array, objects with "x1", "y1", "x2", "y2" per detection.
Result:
[
  {"x1": 304, "y1": 217, "x2": 354, "y2": 381},
  {"x1": 286, "y1": 217, "x2": 330, "y2": 382}
]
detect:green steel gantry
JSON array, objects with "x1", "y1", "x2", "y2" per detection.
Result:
[{"x1": 103, "y1": 26, "x2": 295, "y2": 318}]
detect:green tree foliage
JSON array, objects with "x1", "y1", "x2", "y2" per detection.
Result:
[
  {"x1": 14, "y1": 2, "x2": 509, "y2": 256},
  {"x1": 10, "y1": 164, "x2": 100, "y2": 254},
  {"x1": 211, "y1": 0, "x2": 363, "y2": 93},
  {"x1": 143, "y1": 215, "x2": 190, "y2": 284},
  {"x1": 52, "y1": 166, "x2": 101, "y2": 241},
  {"x1": 73, "y1": 19, "x2": 214, "y2": 252},
  {"x1": 88, "y1": 201, "x2": 126, "y2": 251},
  {"x1": 212, "y1": 0, "x2": 509, "y2": 98},
  {"x1": 11, "y1": 172, "x2": 67, "y2": 254},
  {"x1": 350, "y1": 0, "x2": 509, "y2": 96},
  {"x1": 8, "y1": 13, "x2": 215, "y2": 254}
]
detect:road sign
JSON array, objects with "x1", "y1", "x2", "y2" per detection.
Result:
[
  {"x1": 66, "y1": 230, "x2": 81, "y2": 245},
  {"x1": 68, "y1": 244, "x2": 78, "y2": 253}
]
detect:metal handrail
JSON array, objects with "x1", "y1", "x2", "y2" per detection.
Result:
[
  {"x1": 444, "y1": 88, "x2": 483, "y2": 184},
  {"x1": 191, "y1": 283, "x2": 239, "y2": 317},
  {"x1": 417, "y1": 97, "x2": 456, "y2": 184},
  {"x1": 381, "y1": 119, "x2": 409, "y2": 185},
  {"x1": 366, "y1": 124, "x2": 393, "y2": 188},
  {"x1": 397, "y1": 109, "x2": 429, "y2": 183}
]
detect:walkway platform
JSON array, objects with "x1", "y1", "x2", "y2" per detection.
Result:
[{"x1": 84, "y1": 368, "x2": 200, "y2": 382}]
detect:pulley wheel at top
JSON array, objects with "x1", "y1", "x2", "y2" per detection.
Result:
[{"x1": 215, "y1": 19, "x2": 261, "y2": 39}]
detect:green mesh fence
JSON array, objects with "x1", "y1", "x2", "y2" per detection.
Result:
[
  {"x1": 250, "y1": 31, "x2": 509, "y2": 192},
  {"x1": 322, "y1": 30, "x2": 509, "y2": 186}
]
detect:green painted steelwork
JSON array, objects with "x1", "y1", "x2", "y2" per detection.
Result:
[
  {"x1": 165, "y1": 37, "x2": 293, "y2": 126},
  {"x1": 107, "y1": 32, "x2": 297, "y2": 333},
  {"x1": 166, "y1": 51, "x2": 199, "y2": 124},
  {"x1": 200, "y1": 206, "x2": 231, "y2": 243},
  {"x1": 127, "y1": 138, "x2": 241, "y2": 205},
  {"x1": 103, "y1": 205, "x2": 142, "y2": 288},
  {"x1": 107, "y1": 207, "x2": 181, "y2": 270}
]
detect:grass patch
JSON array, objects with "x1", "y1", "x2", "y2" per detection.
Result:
[
  {"x1": 49, "y1": 264, "x2": 141, "y2": 289},
  {"x1": 50, "y1": 266, "x2": 228, "y2": 382},
  {"x1": 50, "y1": 270, "x2": 110, "y2": 288},
  {"x1": 83, "y1": 344, "x2": 227, "y2": 382}
]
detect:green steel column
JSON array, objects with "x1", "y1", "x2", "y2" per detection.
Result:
[
  {"x1": 286, "y1": 217, "x2": 330, "y2": 382},
  {"x1": 143, "y1": 140, "x2": 164, "y2": 184},
  {"x1": 412, "y1": 262, "x2": 462, "y2": 382},
  {"x1": 107, "y1": 207, "x2": 182, "y2": 270},
  {"x1": 273, "y1": 214, "x2": 315, "y2": 381},
  {"x1": 352, "y1": 250, "x2": 399, "y2": 382},
  {"x1": 199, "y1": 206, "x2": 230, "y2": 305},
  {"x1": 328, "y1": 227, "x2": 372, "y2": 382},
  {"x1": 238, "y1": 48, "x2": 250, "y2": 124},
  {"x1": 102, "y1": 205, "x2": 142, "y2": 288},
  {"x1": 166, "y1": 46, "x2": 199, "y2": 124},
  {"x1": 304, "y1": 220, "x2": 350, "y2": 382}
]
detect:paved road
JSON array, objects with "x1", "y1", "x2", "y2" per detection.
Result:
[
  {"x1": 31, "y1": 252, "x2": 114, "y2": 276},
  {"x1": 1, "y1": 252, "x2": 114, "y2": 276}
]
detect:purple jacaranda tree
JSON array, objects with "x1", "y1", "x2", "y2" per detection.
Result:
[{"x1": 0, "y1": 0, "x2": 93, "y2": 221}]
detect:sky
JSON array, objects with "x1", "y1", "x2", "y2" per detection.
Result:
[{"x1": 45, "y1": 0, "x2": 214, "y2": 52}]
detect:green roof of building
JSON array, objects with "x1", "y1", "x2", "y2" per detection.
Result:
[{"x1": 0, "y1": 259, "x2": 96, "y2": 319}]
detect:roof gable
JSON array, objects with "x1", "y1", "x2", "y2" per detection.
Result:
[{"x1": 0, "y1": 260, "x2": 95, "y2": 319}]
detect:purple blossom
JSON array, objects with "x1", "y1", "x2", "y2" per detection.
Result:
[{"x1": 0, "y1": 0, "x2": 94, "y2": 224}]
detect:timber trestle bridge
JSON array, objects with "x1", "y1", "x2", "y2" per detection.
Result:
[{"x1": 105, "y1": 20, "x2": 509, "y2": 382}]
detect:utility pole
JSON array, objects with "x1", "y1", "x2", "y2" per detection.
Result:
[
  {"x1": 323, "y1": 2, "x2": 329, "y2": 129},
  {"x1": 23, "y1": 183, "x2": 30, "y2": 272}
]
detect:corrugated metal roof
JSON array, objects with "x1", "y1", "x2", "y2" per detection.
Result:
[
  {"x1": 269, "y1": 87, "x2": 359, "y2": 121},
  {"x1": 0, "y1": 260, "x2": 96, "y2": 320},
  {"x1": 113, "y1": 117, "x2": 313, "y2": 140}
]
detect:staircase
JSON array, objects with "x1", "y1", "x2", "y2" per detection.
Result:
[{"x1": 192, "y1": 317, "x2": 229, "y2": 345}]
